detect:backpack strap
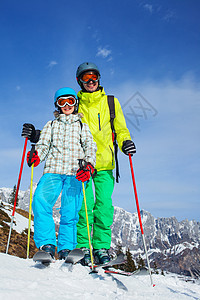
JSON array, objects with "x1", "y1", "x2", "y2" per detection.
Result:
[
  {"x1": 78, "y1": 119, "x2": 83, "y2": 130},
  {"x1": 107, "y1": 95, "x2": 115, "y2": 132},
  {"x1": 107, "y1": 95, "x2": 120, "y2": 183},
  {"x1": 51, "y1": 120, "x2": 54, "y2": 144},
  {"x1": 78, "y1": 119, "x2": 83, "y2": 147}
]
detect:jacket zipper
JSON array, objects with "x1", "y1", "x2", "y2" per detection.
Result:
[{"x1": 98, "y1": 113, "x2": 101, "y2": 131}]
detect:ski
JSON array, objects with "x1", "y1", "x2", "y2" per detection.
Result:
[
  {"x1": 33, "y1": 248, "x2": 84, "y2": 266},
  {"x1": 33, "y1": 250, "x2": 53, "y2": 266},
  {"x1": 92, "y1": 253, "x2": 126, "y2": 269},
  {"x1": 104, "y1": 267, "x2": 149, "y2": 276},
  {"x1": 64, "y1": 248, "x2": 84, "y2": 264}
]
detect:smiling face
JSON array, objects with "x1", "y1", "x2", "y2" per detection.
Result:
[
  {"x1": 83, "y1": 80, "x2": 99, "y2": 92},
  {"x1": 81, "y1": 71, "x2": 99, "y2": 92},
  {"x1": 61, "y1": 104, "x2": 75, "y2": 115}
]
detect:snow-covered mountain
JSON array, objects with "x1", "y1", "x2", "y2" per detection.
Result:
[
  {"x1": 112, "y1": 207, "x2": 200, "y2": 252},
  {"x1": 1, "y1": 185, "x2": 200, "y2": 278},
  {"x1": 0, "y1": 187, "x2": 26, "y2": 203},
  {"x1": 111, "y1": 207, "x2": 200, "y2": 277}
]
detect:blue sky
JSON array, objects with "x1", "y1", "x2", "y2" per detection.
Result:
[{"x1": 0, "y1": 0, "x2": 200, "y2": 221}]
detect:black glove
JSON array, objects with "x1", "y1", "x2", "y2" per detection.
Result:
[
  {"x1": 122, "y1": 140, "x2": 136, "y2": 156},
  {"x1": 21, "y1": 123, "x2": 40, "y2": 143}
]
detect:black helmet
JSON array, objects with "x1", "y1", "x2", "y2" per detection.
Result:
[{"x1": 76, "y1": 62, "x2": 100, "y2": 80}]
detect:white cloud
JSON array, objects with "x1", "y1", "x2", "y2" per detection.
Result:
[
  {"x1": 107, "y1": 56, "x2": 113, "y2": 62},
  {"x1": 47, "y1": 61, "x2": 58, "y2": 68},
  {"x1": 92, "y1": 30, "x2": 100, "y2": 43},
  {"x1": 96, "y1": 47, "x2": 112, "y2": 59},
  {"x1": 142, "y1": 4, "x2": 175, "y2": 22},
  {"x1": 163, "y1": 10, "x2": 175, "y2": 22},
  {"x1": 143, "y1": 4, "x2": 153, "y2": 14}
]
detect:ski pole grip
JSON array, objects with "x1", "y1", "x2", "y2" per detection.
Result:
[
  {"x1": 28, "y1": 144, "x2": 36, "y2": 167},
  {"x1": 78, "y1": 159, "x2": 84, "y2": 170}
]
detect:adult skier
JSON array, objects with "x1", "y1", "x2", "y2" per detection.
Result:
[{"x1": 75, "y1": 62, "x2": 136, "y2": 265}]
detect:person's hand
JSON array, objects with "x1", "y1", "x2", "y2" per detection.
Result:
[
  {"x1": 76, "y1": 162, "x2": 96, "y2": 182},
  {"x1": 27, "y1": 150, "x2": 40, "y2": 167},
  {"x1": 22, "y1": 123, "x2": 36, "y2": 140},
  {"x1": 122, "y1": 140, "x2": 136, "y2": 156},
  {"x1": 21, "y1": 123, "x2": 40, "y2": 143}
]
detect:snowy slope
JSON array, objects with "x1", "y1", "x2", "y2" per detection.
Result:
[
  {"x1": 0, "y1": 253, "x2": 200, "y2": 300},
  {"x1": 1, "y1": 201, "x2": 34, "y2": 233},
  {"x1": 1, "y1": 186, "x2": 200, "y2": 277}
]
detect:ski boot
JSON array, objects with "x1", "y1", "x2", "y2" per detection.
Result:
[
  {"x1": 93, "y1": 248, "x2": 110, "y2": 265},
  {"x1": 39, "y1": 244, "x2": 55, "y2": 258},
  {"x1": 58, "y1": 249, "x2": 71, "y2": 260},
  {"x1": 80, "y1": 247, "x2": 91, "y2": 266}
]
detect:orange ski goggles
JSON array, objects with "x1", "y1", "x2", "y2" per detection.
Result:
[
  {"x1": 80, "y1": 73, "x2": 100, "y2": 84},
  {"x1": 56, "y1": 96, "x2": 76, "y2": 107}
]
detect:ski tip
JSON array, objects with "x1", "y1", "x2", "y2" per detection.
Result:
[
  {"x1": 89, "y1": 269, "x2": 99, "y2": 274},
  {"x1": 74, "y1": 248, "x2": 84, "y2": 254}
]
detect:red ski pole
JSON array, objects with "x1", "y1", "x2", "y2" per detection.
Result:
[
  {"x1": 128, "y1": 154, "x2": 155, "y2": 286},
  {"x1": 6, "y1": 137, "x2": 28, "y2": 254}
]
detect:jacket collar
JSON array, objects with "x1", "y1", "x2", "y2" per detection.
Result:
[
  {"x1": 78, "y1": 86, "x2": 106, "y2": 103},
  {"x1": 56, "y1": 113, "x2": 82, "y2": 124}
]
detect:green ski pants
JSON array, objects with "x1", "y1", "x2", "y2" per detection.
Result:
[{"x1": 77, "y1": 170, "x2": 115, "y2": 250}]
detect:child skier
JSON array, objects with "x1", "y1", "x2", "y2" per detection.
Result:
[{"x1": 26, "y1": 87, "x2": 97, "y2": 259}]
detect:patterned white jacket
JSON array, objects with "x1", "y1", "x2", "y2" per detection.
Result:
[{"x1": 36, "y1": 113, "x2": 97, "y2": 175}]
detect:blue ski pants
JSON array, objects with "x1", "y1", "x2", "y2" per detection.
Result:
[{"x1": 32, "y1": 173, "x2": 83, "y2": 252}]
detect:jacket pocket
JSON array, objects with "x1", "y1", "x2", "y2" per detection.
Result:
[{"x1": 109, "y1": 145, "x2": 114, "y2": 166}]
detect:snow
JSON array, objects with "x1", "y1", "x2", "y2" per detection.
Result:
[
  {"x1": 13, "y1": 211, "x2": 34, "y2": 233},
  {"x1": 0, "y1": 254, "x2": 200, "y2": 300},
  {"x1": 174, "y1": 242, "x2": 199, "y2": 256},
  {"x1": 1, "y1": 202, "x2": 34, "y2": 234}
]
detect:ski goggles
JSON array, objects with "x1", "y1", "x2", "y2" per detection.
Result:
[
  {"x1": 56, "y1": 96, "x2": 76, "y2": 107},
  {"x1": 79, "y1": 73, "x2": 100, "y2": 84}
]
